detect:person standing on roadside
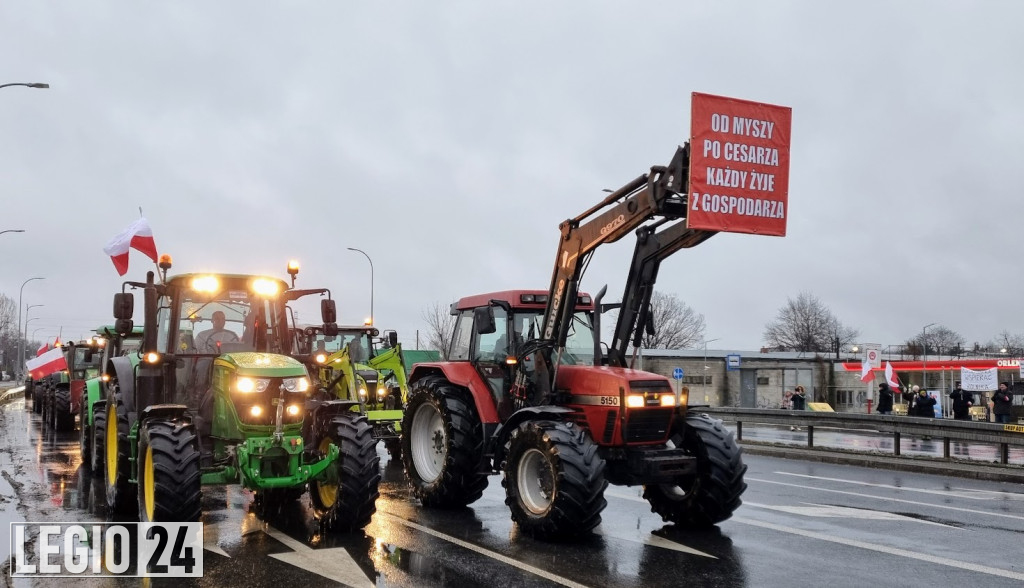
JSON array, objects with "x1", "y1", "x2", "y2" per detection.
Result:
[
  {"x1": 781, "y1": 390, "x2": 793, "y2": 410},
  {"x1": 912, "y1": 386, "x2": 937, "y2": 417},
  {"x1": 901, "y1": 385, "x2": 917, "y2": 415},
  {"x1": 790, "y1": 385, "x2": 807, "y2": 431},
  {"x1": 992, "y1": 382, "x2": 1014, "y2": 424},
  {"x1": 877, "y1": 382, "x2": 894, "y2": 415},
  {"x1": 949, "y1": 382, "x2": 974, "y2": 420}
]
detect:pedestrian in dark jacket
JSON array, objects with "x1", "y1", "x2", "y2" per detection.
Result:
[
  {"x1": 949, "y1": 383, "x2": 974, "y2": 420},
  {"x1": 792, "y1": 386, "x2": 807, "y2": 410},
  {"x1": 992, "y1": 382, "x2": 1014, "y2": 424},
  {"x1": 876, "y1": 383, "x2": 894, "y2": 415},
  {"x1": 912, "y1": 387, "x2": 937, "y2": 417}
]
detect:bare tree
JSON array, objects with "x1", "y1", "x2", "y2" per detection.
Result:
[
  {"x1": 0, "y1": 294, "x2": 17, "y2": 376},
  {"x1": 641, "y1": 291, "x2": 705, "y2": 349},
  {"x1": 763, "y1": 291, "x2": 858, "y2": 353},
  {"x1": 906, "y1": 325, "x2": 966, "y2": 356},
  {"x1": 421, "y1": 301, "x2": 456, "y2": 359},
  {"x1": 985, "y1": 330, "x2": 1024, "y2": 355}
]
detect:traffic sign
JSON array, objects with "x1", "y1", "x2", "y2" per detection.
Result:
[{"x1": 673, "y1": 367, "x2": 684, "y2": 380}]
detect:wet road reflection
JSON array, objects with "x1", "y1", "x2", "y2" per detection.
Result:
[{"x1": 2, "y1": 394, "x2": 1022, "y2": 588}]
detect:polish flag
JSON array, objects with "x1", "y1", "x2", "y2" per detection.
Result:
[
  {"x1": 25, "y1": 346, "x2": 68, "y2": 380},
  {"x1": 103, "y1": 217, "x2": 158, "y2": 276},
  {"x1": 885, "y1": 361, "x2": 899, "y2": 388},
  {"x1": 36, "y1": 342, "x2": 48, "y2": 356},
  {"x1": 860, "y1": 361, "x2": 875, "y2": 383}
]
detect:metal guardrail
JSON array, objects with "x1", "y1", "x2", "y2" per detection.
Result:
[{"x1": 698, "y1": 407, "x2": 1024, "y2": 465}]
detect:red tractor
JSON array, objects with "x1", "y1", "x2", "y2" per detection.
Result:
[{"x1": 401, "y1": 144, "x2": 747, "y2": 540}]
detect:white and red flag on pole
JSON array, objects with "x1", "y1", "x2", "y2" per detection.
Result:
[
  {"x1": 36, "y1": 342, "x2": 48, "y2": 357},
  {"x1": 885, "y1": 361, "x2": 899, "y2": 388},
  {"x1": 103, "y1": 217, "x2": 158, "y2": 276},
  {"x1": 860, "y1": 360, "x2": 875, "y2": 383},
  {"x1": 25, "y1": 346, "x2": 67, "y2": 380}
]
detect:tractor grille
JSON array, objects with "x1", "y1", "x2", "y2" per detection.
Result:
[
  {"x1": 624, "y1": 408, "x2": 673, "y2": 443},
  {"x1": 602, "y1": 410, "x2": 617, "y2": 443}
]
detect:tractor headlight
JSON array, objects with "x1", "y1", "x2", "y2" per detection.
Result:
[
  {"x1": 282, "y1": 377, "x2": 310, "y2": 393},
  {"x1": 315, "y1": 353, "x2": 328, "y2": 364},
  {"x1": 250, "y1": 405, "x2": 263, "y2": 417},
  {"x1": 626, "y1": 394, "x2": 645, "y2": 408},
  {"x1": 358, "y1": 388, "x2": 367, "y2": 399},
  {"x1": 660, "y1": 395, "x2": 677, "y2": 407},
  {"x1": 251, "y1": 278, "x2": 280, "y2": 297},
  {"x1": 236, "y1": 377, "x2": 271, "y2": 393},
  {"x1": 286, "y1": 404, "x2": 301, "y2": 417},
  {"x1": 376, "y1": 387, "x2": 386, "y2": 400}
]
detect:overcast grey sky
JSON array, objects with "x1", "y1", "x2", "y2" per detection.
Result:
[{"x1": 2, "y1": 1, "x2": 1022, "y2": 353}]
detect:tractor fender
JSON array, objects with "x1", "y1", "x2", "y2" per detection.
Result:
[
  {"x1": 409, "y1": 363, "x2": 501, "y2": 424},
  {"x1": 108, "y1": 356, "x2": 137, "y2": 414},
  {"x1": 140, "y1": 404, "x2": 190, "y2": 423},
  {"x1": 489, "y1": 405, "x2": 577, "y2": 466},
  {"x1": 307, "y1": 399, "x2": 362, "y2": 440}
]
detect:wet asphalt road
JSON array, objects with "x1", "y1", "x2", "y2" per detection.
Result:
[{"x1": 1, "y1": 392, "x2": 1023, "y2": 588}]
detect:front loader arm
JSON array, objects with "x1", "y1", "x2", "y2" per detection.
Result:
[
  {"x1": 368, "y1": 343, "x2": 409, "y2": 404},
  {"x1": 606, "y1": 219, "x2": 716, "y2": 368}
]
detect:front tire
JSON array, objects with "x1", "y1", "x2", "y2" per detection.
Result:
[
  {"x1": 91, "y1": 405, "x2": 106, "y2": 475},
  {"x1": 502, "y1": 420, "x2": 607, "y2": 540},
  {"x1": 309, "y1": 413, "x2": 381, "y2": 532},
  {"x1": 137, "y1": 420, "x2": 202, "y2": 522},
  {"x1": 105, "y1": 391, "x2": 136, "y2": 513},
  {"x1": 54, "y1": 388, "x2": 74, "y2": 431},
  {"x1": 642, "y1": 413, "x2": 747, "y2": 528},
  {"x1": 401, "y1": 375, "x2": 489, "y2": 508},
  {"x1": 79, "y1": 404, "x2": 91, "y2": 468}
]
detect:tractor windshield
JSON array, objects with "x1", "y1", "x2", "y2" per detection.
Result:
[
  {"x1": 72, "y1": 346, "x2": 102, "y2": 380},
  {"x1": 310, "y1": 330, "x2": 374, "y2": 363},
  {"x1": 475, "y1": 310, "x2": 596, "y2": 365}
]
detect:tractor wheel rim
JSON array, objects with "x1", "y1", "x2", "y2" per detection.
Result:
[
  {"x1": 316, "y1": 437, "x2": 338, "y2": 507},
  {"x1": 144, "y1": 446, "x2": 155, "y2": 521},
  {"x1": 517, "y1": 448, "x2": 554, "y2": 515},
  {"x1": 410, "y1": 403, "x2": 444, "y2": 483},
  {"x1": 106, "y1": 404, "x2": 118, "y2": 487}
]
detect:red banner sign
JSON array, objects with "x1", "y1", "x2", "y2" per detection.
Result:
[{"x1": 687, "y1": 93, "x2": 792, "y2": 236}]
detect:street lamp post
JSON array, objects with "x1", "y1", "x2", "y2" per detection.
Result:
[
  {"x1": 17, "y1": 277, "x2": 45, "y2": 380},
  {"x1": 0, "y1": 82, "x2": 49, "y2": 90},
  {"x1": 703, "y1": 337, "x2": 721, "y2": 398},
  {"x1": 922, "y1": 322, "x2": 936, "y2": 389},
  {"x1": 346, "y1": 248, "x2": 374, "y2": 325}
]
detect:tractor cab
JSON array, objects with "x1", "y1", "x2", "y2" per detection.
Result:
[{"x1": 447, "y1": 290, "x2": 597, "y2": 418}]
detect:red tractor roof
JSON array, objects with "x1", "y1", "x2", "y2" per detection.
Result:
[{"x1": 454, "y1": 290, "x2": 595, "y2": 312}]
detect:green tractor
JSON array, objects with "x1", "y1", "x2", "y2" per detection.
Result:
[
  {"x1": 80, "y1": 325, "x2": 144, "y2": 473},
  {"x1": 301, "y1": 326, "x2": 409, "y2": 457},
  {"x1": 106, "y1": 265, "x2": 380, "y2": 527}
]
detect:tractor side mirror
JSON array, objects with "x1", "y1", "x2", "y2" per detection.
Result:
[
  {"x1": 474, "y1": 306, "x2": 496, "y2": 335},
  {"x1": 321, "y1": 299, "x2": 337, "y2": 324},
  {"x1": 114, "y1": 318, "x2": 133, "y2": 336},
  {"x1": 83, "y1": 349, "x2": 94, "y2": 363},
  {"x1": 113, "y1": 293, "x2": 134, "y2": 320},
  {"x1": 324, "y1": 323, "x2": 339, "y2": 337},
  {"x1": 388, "y1": 331, "x2": 399, "y2": 348}
]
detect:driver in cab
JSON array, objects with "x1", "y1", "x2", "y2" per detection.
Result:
[{"x1": 193, "y1": 310, "x2": 239, "y2": 353}]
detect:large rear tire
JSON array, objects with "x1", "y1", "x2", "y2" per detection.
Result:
[
  {"x1": 502, "y1": 420, "x2": 607, "y2": 539},
  {"x1": 401, "y1": 375, "x2": 489, "y2": 508},
  {"x1": 309, "y1": 413, "x2": 381, "y2": 532},
  {"x1": 91, "y1": 405, "x2": 106, "y2": 475},
  {"x1": 642, "y1": 413, "x2": 747, "y2": 528},
  {"x1": 137, "y1": 420, "x2": 202, "y2": 522},
  {"x1": 105, "y1": 391, "x2": 136, "y2": 513},
  {"x1": 32, "y1": 385, "x2": 43, "y2": 414},
  {"x1": 54, "y1": 388, "x2": 74, "y2": 432}
]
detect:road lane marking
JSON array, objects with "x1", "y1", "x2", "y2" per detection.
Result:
[
  {"x1": 265, "y1": 525, "x2": 373, "y2": 588},
  {"x1": 774, "y1": 472, "x2": 1014, "y2": 500},
  {"x1": 732, "y1": 516, "x2": 1024, "y2": 582},
  {"x1": 381, "y1": 513, "x2": 591, "y2": 588},
  {"x1": 596, "y1": 527, "x2": 717, "y2": 558},
  {"x1": 747, "y1": 476, "x2": 1024, "y2": 522},
  {"x1": 743, "y1": 501, "x2": 958, "y2": 527}
]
